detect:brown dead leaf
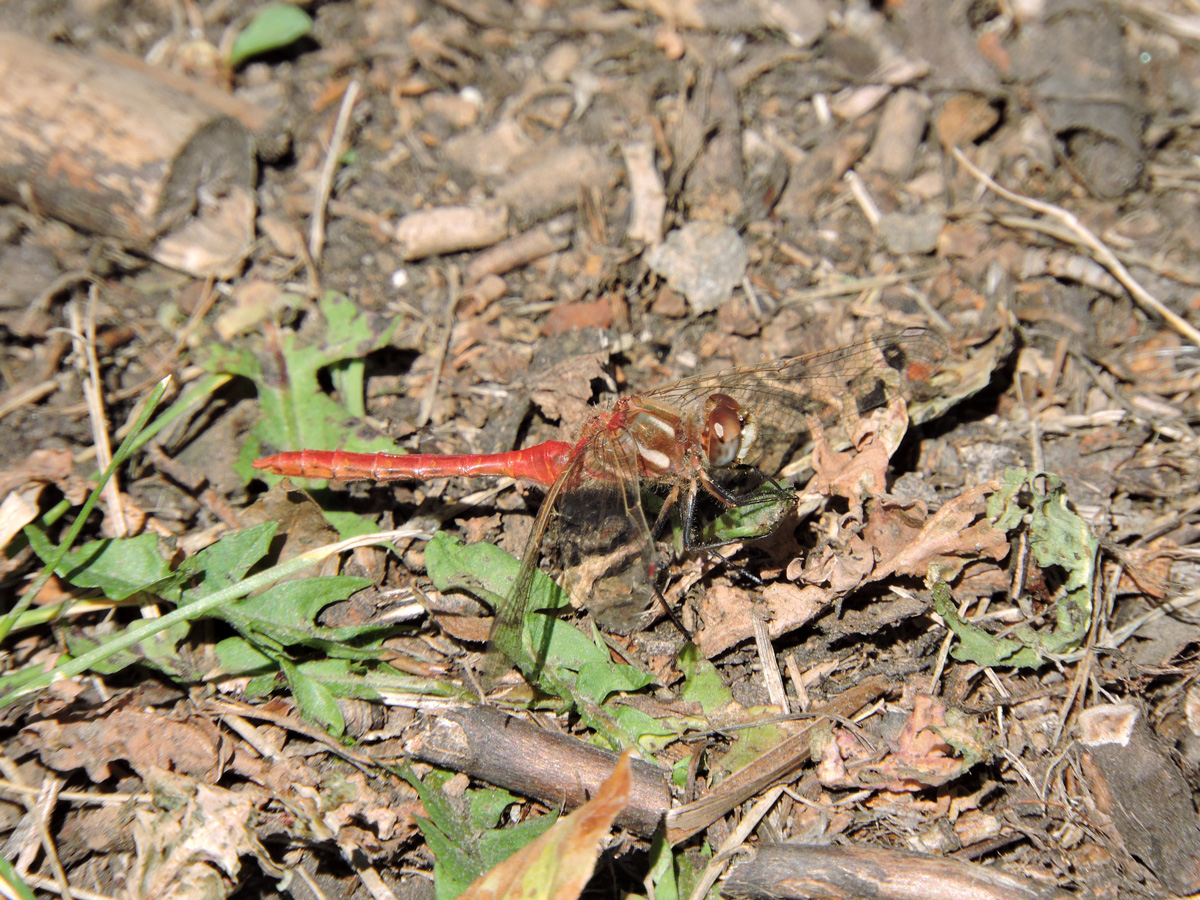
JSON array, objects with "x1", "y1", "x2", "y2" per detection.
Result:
[
  {"x1": 797, "y1": 533, "x2": 875, "y2": 593},
  {"x1": 460, "y1": 751, "x2": 632, "y2": 900},
  {"x1": 815, "y1": 695, "x2": 988, "y2": 793},
  {"x1": 0, "y1": 486, "x2": 43, "y2": 566},
  {"x1": 872, "y1": 482, "x2": 1006, "y2": 582},
  {"x1": 808, "y1": 398, "x2": 911, "y2": 518},
  {"x1": 935, "y1": 93, "x2": 1001, "y2": 149},
  {"x1": 460, "y1": 513, "x2": 502, "y2": 544},
  {"x1": 21, "y1": 709, "x2": 229, "y2": 782},
  {"x1": 0, "y1": 447, "x2": 75, "y2": 499},
  {"x1": 238, "y1": 482, "x2": 340, "y2": 572},
  {"x1": 529, "y1": 350, "x2": 609, "y2": 425},
  {"x1": 540, "y1": 298, "x2": 614, "y2": 335},
  {"x1": 695, "y1": 581, "x2": 826, "y2": 657}
]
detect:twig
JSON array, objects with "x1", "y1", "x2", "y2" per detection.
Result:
[
  {"x1": 416, "y1": 268, "x2": 462, "y2": 429},
  {"x1": 953, "y1": 147, "x2": 1200, "y2": 350},
  {"x1": 0, "y1": 379, "x2": 58, "y2": 423},
  {"x1": 752, "y1": 613, "x2": 789, "y2": 713},
  {"x1": 16, "y1": 873, "x2": 114, "y2": 900},
  {"x1": 686, "y1": 786, "x2": 785, "y2": 900},
  {"x1": 68, "y1": 291, "x2": 127, "y2": 536},
  {"x1": 28, "y1": 777, "x2": 73, "y2": 900},
  {"x1": 309, "y1": 79, "x2": 361, "y2": 265}
]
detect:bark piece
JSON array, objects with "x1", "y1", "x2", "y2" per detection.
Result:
[
  {"x1": 1078, "y1": 702, "x2": 1200, "y2": 895},
  {"x1": 0, "y1": 30, "x2": 255, "y2": 277},
  {"x1": 393, "y1": 202, "x2": 509, "y2": 260},
  {"x1": 493, "y1": 143, "x2": 617, "y2": 227},
  {"x1": 466, "y1": 215, "x2": 571, "y2": 282},
  {"x1": 645, "y1": 222, "x2": 749, "y2": 314},
  {"x1": 406, "y1": 705, "x2": 670, "y2": 836},
  {"x1": 862, "y1": 89, "x2": 931, "y2": 180}
]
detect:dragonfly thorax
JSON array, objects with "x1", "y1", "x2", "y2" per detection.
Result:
[{"x1": 702, "y1": 393, "x2": 757, "y2": 468}]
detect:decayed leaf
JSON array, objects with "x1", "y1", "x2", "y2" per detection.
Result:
[
  {"x1": 813, "y1": 695, "x2": 989, "y2": 792},
  {"x1": 935, "y1": 468, "x2": 1098, "y2": 667},
  {"x1": 807, "y1": 397, "x2": 910, "y2": 518},
  {"x1": 459, "y1": 751, "x2": 632, "y2": 900},
  {"x1": 20, "y1": 709, "x2": 229, "y2": 782},
  {"x1": 873, "y1": 481, "x2": 1007, "y2": 581},
  {"x1": 131, "y1": 767, "x2": 282, "y2": 900},
  {"x1": 694, "y1": 581, "x2": 825, "y2": 657}
]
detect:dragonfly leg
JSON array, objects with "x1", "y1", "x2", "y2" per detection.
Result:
[
  {"x1": 648, "y1": 483, "x2": 682, "y2": 542},
  {"x1": 684, "y1": 467, "x2": 795, "y2": 553}
]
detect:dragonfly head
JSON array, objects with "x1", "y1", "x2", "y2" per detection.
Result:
[{"x1": 702, "y1": 393, "x2": 757, "y2": 467}]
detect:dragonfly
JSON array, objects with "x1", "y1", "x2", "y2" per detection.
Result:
[{"x1": 253, "y1": 327, "x2": 952, "y2": 680}]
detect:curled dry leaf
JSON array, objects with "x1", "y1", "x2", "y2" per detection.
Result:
[{"x1": 814, "y1": 695, "x2": 989, "y2": 793}]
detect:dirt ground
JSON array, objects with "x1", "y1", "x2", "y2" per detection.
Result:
[{"x1": 3, "y1": 0, "x2": 1200, "y2": 898}]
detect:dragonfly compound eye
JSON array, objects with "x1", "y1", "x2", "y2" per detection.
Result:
[{"x1": 703, "y1": 393, "x2": 747, "y2": 467}]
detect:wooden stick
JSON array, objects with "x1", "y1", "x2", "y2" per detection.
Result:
[
  {"x1": 0, "y1": 30, "x2": 255, "y2": 276},
  {"x1": 406, "y1": 705, "x2": 670, "y2": 836}
]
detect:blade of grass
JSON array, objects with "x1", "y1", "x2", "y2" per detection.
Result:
[
  {"x1": 0, "y1": 376, "x2": 171, "y2": 646},
  {"x1": 0, "y1": 527, "x2": 425, "y2": 707}
]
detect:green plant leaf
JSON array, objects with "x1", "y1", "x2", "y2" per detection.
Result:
[
  {"x1": 678, "y1": 643, "x2": 734, "y2": 714},
  {"x1": 215, "y1": 636, "x2": 275, "y2": 676},
  {"x1": 0, "y1": 854, "x2": 36, "y2": 900},
  {"x1": 425, "y1": 531, "x2": 609, "y2": 689},
  {"x1": 575, "y1": 660, "x2": 654, "y2": 704},
  {"x1": 25, "y1": 530, "x2": 176, "y2": 601},
  {"x1": 279, "y1": 655, "x2": 345, "y2": 736},
  {"x1": 937, "y1": 468, "x2": 1097, "y2": 667},
  {"x1": 229, "y1": 3, "x2": 314, "y2": 67},
  {"x1": 178, "y1": 521, "x2": 277, "y2": 603},
  {"x1": 403, "y1": 766, "x2": 557, "y2": 900},
  {"x1": 212, "y1": 293, "x2": 402, "y2": 537}
]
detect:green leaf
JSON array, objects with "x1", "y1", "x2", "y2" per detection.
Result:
[
  {"x1": 678, "y1": 643, "x2": 734, "y2": 714},
  {"x1": 226, "y1": 575, "x2": 374, "y2": 637},
  {"x1": 64, "y1": 619, "x2": 192, "y2": 677},
  {"x1": 215, "y1": 636, "x2": 275, "y2": 676},
  {"x1": 609, "y1": 705, "x2": 680, "y2": 754},
  {"x1": 932, "y1": 579, "x2": 1042, "y2": 667},
  {"x1": 425, "y1": 532, "x2": 610, "y2": 687},
  {"x1": 26, "y1": 531, "x2": 174, "y2": 601},
  {"x1": 649, "y1": 832, "x2": 680, "y2": 900},
  {"x1": 229, "y1": 3, "x2": 314, "y2": 67},
  {"x1": 294, "y1": 658, "x2": 385, "y2": 702},
  {"x1": 937, "y1": 469, "x2": 1097, "y2": 667},
  {"x1": 475, "y1": 813, "x2": 558, "y2": 875},
  {"x1": 575, "y1": 661, "x2": 654, "y2": 704},
  {"x1": 403, "y1": 766, "x2": 557, "y2": 900},
  {"x1": 0, "y1": 854, "x2": 36, "y2": 900},
  {"x1": 279, "y1": 655, "x2": 345, "y2": 736},
  {"x1": 212, "y1": 293, "x2": 402, "y2": 537},
  {"x1": 178, "y1": 522, "x2": 276, "y2": 603},
  {"x1": 468, "y1": 787, "x2": 519, "y2": 833}
]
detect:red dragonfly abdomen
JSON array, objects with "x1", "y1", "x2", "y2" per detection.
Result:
[{"x1": 253, "y1": 441, "x2": 574, "y2": 488}]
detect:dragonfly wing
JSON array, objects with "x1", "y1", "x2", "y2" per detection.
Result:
[
  {"x1": 485, "y1": 427, "x2": 656, "y2": 681},
  {"x1": 553, "y1": 428, "x2": 660, "y2": 636},
  {"x1": 641, "y1": 329, "x2": 951, "y2": 475}
]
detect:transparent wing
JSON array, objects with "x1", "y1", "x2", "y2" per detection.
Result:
[
  {"x1": 640, "y1": 328, "x2": 950, "y2": 474},
  {"x1": 554, "y1": 426, "x2": 660, "y2": 636},
  {"x1": 486, "y1": 425, "x2": 657, "y2": 679}
]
